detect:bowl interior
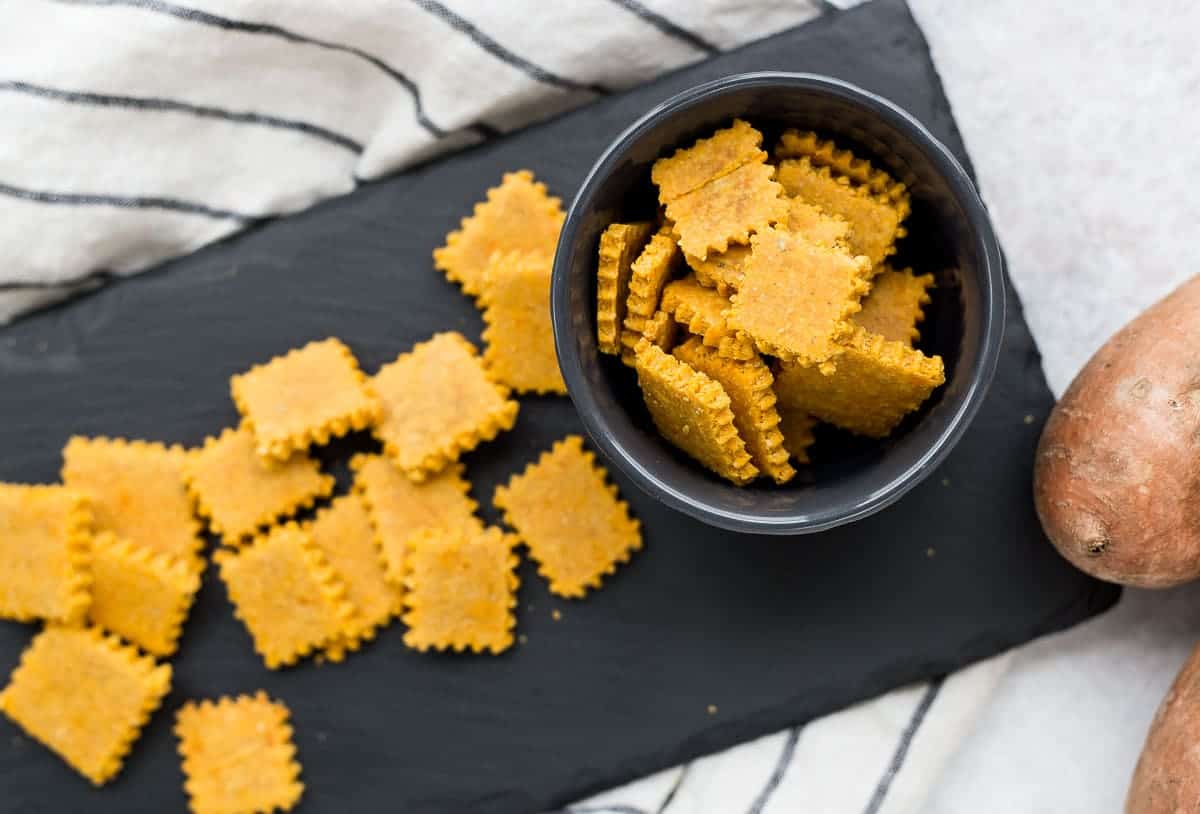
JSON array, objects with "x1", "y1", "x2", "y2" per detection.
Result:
[{"x1": 554, "y1": 74, "x2": 1002, "y2": 533}]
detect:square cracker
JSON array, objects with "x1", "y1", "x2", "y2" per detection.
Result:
[
  {"x1": 433, "y1": 170, "x2": 564, "y2": 297},
  {"x1": 665, "y1": 161, "x2": 788, "y2": 260},
  {"x1": 371, "y1": 332, "x2": 519, "y2": 481},
  {"x1": 730, "y1": 227, "x2": 873, "y2": 371},
  {"x1": 402, "y1": 525, "x2": 519, "y2": 655},
  {"x1": 494, "y1": 435, "x2": 641, "y2": 598},
  {"x1": 231, "y1": 338, "x2": 380, "y2": 462},
  {"x1": 89, "y1": 533, "x2": 201, "y2": 658},
  {"x1": 480, "y1": 251, "x2": 566, "y2": 395},
  {"x1": 0, "y1": 626, "x2": 171, "y2": 786},
  {"x1": 853, "y1": 266, "x2": 934, "y2": 345},
  {"x1": 184, "y1": 425, "x2": 334, "y2": 543},
  {"x1": 652, "y1": 119, "x2": 767, "y2": 202},
  {"x1": 0, "y1": 483, "x2": 91, "y2": 623},
  {"x1": 660, "y1": 275, "x2": 755, "y2": 361},
  {"x1": 214, "y1": 523, "x2": 357, "y2": 669},
  {"x1": 62, "y1": 436, "x2": 201, "y2": 567},
  {"x1": 350, "y1": 453, "x2": 481, "y2": 588},
  {"x1": 176, "y1": 692, "x2": 303, "y2": 814}
]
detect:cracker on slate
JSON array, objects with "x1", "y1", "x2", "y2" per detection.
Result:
[
  {"x1": 230, "y1": 337, "x2": 380, "y2": 462},
  {"x1": 0, "y1": 483, "x2": 92, "y2": 623},
  {"x1": 480, "y1": 250, "x2": 566, "y2": 395},
  {"x1": 0, "y1": 626, "x2": 171, "y2": 786},
  {"x1": 494, "y1": 435, "x2": 642, "y2": 598},
  {"x1": 372, "y1": 332, "x2": 519, "y2": 481}
]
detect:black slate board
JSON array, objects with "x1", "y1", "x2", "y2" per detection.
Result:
[{"x1": 0, "y1": 2, "x2": 1119, "y2": 812}]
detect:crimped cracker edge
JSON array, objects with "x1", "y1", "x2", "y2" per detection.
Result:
[
  {"x1": 776, "y1": 128, "x2": 911, "y2": 218},
  {"x1": 596, "y1": 222, "x2": 654, "y2": 355},
  {"x1": 477, "y1": 257, "x2": 567, "y2": 396},
  {"x1": 659, "y1": 283, "x2": 756, "y2": 362}
]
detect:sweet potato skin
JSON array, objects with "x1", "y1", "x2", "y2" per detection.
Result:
[
  {"x1": 1034, "y1": 274, "x2": 1200, "y2": 588},
  {"x1": 1127, "y1": 643, "x2": 1200, "y2": 813}
]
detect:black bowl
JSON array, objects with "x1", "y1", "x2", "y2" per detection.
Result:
[{"x1": 551, "y1": 72, "x2": 1005, "y2": 535}]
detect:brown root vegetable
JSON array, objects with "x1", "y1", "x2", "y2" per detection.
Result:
[
  {"x1": 1034, "y1": 273, "x2": 1200, "y2": 588},
  {"x1": 1127, "y1": 643, "x2": 1200, "y2": 812}
]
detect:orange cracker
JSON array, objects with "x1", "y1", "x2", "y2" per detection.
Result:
[
  {"x1": 372, "y1": 332, "x2": 519, "y2": 481},
  {"x1": 775, "y1": 129, "x2": 911, "y2": 215},
  {"x1": 0, "y1": 626, "x2": 171, "y2": 785},
  {"x1": 433, "y1": 170, "x2": 564, "y2": 297},
  {"x1": 776, "y1": 157, "x2": 902, "y2": 266},
  {"x1": 231, "y1": 338, "x2": 380, "y2": 462},
  {"x1": 401, "y1": 525, "x2": 519, "y2": 655},
  {"x1": 634, "y1": 343, "x2": 758, "y2": 485},
  {"x1": 0, "y1": 483, "x2": 91, "y2": 623},
  {"x1": 620, "y1": 232, "x2": 681, "y2": 365},
  {"x1": 729, "y1": 227, "x2": 873, "y2": 371},
  {"x1": 494, "y1": 435, "x2": 642, "y2": 598},
  {"x1": 214, "y1": 523, "x2": 357, "y2": 669},
  {"x1": 62, "y1": 435, "x2": 201, "y2": 568},
  {"x1": 597, "y1": 221, "x2": 655, "y2": 355},
  {"x1": 665, "y1": 161, "x2": 788, "y2": 260},
  {"x1": 176, "y1": 692, "x2": 303, "y2": 814},
  {"x1": 777, "y1": 406, "x2": 818, "y2": 465},
  {"x1": 308, "y1": 494, "x2": 401, "y2": 660},
  {"x1": 89, "y1": 533, "x2": 201, "y2": 658},
  {"x1": 480, "y1": 250, "x2": 566, "y2": 395},
  {"x1": 350, "y1": 453, "x2": 481, "y2": 588},
  {"x1": 853, "y1": 266, "x2": 934, "y2": 345},
  {"x1": 774, "y1": 326, "x2": 945, "y2": 438},
  {"x1": 652, "y1": 119, "x2": 768, "y2": 202},
  {"x1": 673, "y1": 338, "x2": 794, "y2": 484},
  {"x1": 685, "y1": 244, "x2": 750, "y2": 297},
  {"x1": 184, "y1": 425, "x2": 334, "y2": 543},
  {"x1": 786, "y1": 198, "x2": 852, "y2": 247},
  {"x1": 639, "y1": 309, "x2": 678, "y2": 353},
  {"x1": 660, "y1": 275, "x2": 756, "y2": 361}
]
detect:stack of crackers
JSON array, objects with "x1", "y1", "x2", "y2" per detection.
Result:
[
  {"x1": 597, "y1": 120, "x2": 946, "y2": 485},
  {"x1": 0, "y1": 170, "x2": 645, "y2": 810}
]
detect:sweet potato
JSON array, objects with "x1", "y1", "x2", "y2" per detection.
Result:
[
  {"x1": 1034, "y1": 274, "x2": 1200, "y2": 588},
  {"x1": 1127, "y1": 642, "x2": 1200, "y2": 812}
]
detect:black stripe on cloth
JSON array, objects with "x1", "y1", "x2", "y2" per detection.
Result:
[
  {"x1": 409, "y1": 0, "x2": 610, "y2": 95},
  {"x1": 861, "y1": 677, "x2": 946, "y2": 814},
  {"x1": 0, "y1": 182, "x2": 262, "y2": 222},
  {"x1": 747, "y1": 726, "x2": 802, "y2": 814},
  {"x1": 656, "y1": 762, "x2": 690, "y2": 813},
  {"x1": 57, "y1": 0, "x2": 485, "y2": 140},
  {"x1": 605, "y1": 0, "x2": 719, "y2": 56},
  {"x1": 0, "y1": 269, "x2": 117, "y2": 293},
  {"x1": 0, "y1": 80, "x2": 364, "y2": 154}
]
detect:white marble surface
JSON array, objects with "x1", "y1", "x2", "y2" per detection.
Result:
[{"x1": 909, "y1": 0, "x2": 1200, "y2": 810}]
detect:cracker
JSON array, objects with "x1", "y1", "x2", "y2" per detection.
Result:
[
  {"x1": 214, "y1": 523, "x2": 357, "y2": 669},
  {"x1": 776, "y1": 157, "x2": 902, "y2": 266},
  {"x1": 774, "y1": 326, "x2": 945, "y2": 438},
  {"x1": 433, "y1": 170, "x2": 564, "y2": 297},
  {"x1": 665, "y1": 161, "x2": 789, "y2": 260},
  {"x1": 0, "y1": 483, "x2": 91, "y2": 623},
  {"x1": 853, "y1": 266, "x2": 934, "y2": 345},
  {"x1": 231, "y1": 338, "x2": 380, "y2": 462},
  {"x1": 480, "y1": 251, "x2": 566, "y2": 395},
  {"x1": 371, "y1": 332, "x2": 519, "y2": 480},
  {"x1": 776, "y1": 129, "x2": 911, "y2": 216},
  {"x1": 0, "y1": 626, "x2": 171, "y2": 785},
  {"x1": 184, "y1": 425, "x2": 334, "y2": 543},
  {"x1": 89, "y1": 533, "x2": 202, "y2": 658},
  {"x1": 62, "y1": 436, "x2": 201, "y2": 568},
  {"x1": 350, "y1": 454, "x2": 482, "y2": 588},
  {"x1": 652, "y1": 119, "x2": 768, "y2": 202},
  {"x1": 673, "y1": 338, "x2": 794, "y2": 484},
  {"x1": 660, "y1": 275, "x2": 756, "y2": 361},
  {"x1": 619, "y1": 233, "x2": 681, "y2": 365},
  {"x1": 785, "y1": 198, "x2": 852, "y2": 247},
  {"x1": 401, "y1": 525, "x2": 519, "y2": 655},
  {"x1": 597, "y1": 221, "x2": 655, "y2": 355},
  {"x1": 634, "y1": 343, "x2": 758, "y2": 485},
  {"x1": 684, "y1": 244, "x2": 750, "y2": 297},
  {"x1": 777, "y1": 406, "x2": 817, "y2": 465},
  {"x1": 639, "y1": 309, "x2": 678, "y2": 354},
  {"x1": 494, "y1": 435, "x2": 642, "y2": 598},
  {"x1": 729, "y1": 227, "x2": 873, "y2": 371},
  {"x1": 307, "y1": 494, "x2": 401, "y2": 660},
  {"x1": 176, "y1": 692, "x2": 303, "y2": 814}
]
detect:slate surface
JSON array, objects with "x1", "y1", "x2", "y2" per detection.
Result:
[{"x1": 0, "y1": 1, "x2": 1119, "y2": 812}]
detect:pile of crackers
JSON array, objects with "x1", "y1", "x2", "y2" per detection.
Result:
[
  {"x1": 0, "y1": 171, "x2": 642, "y2": 810},
  {"x1": 597, "y1": 120, "x2": 946, "y2": 485}
]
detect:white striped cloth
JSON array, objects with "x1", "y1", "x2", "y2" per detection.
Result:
[{"x1": 0, "y1": 1, "x2": 1012, "y2": 811}]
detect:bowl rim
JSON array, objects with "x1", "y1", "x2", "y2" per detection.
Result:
[{"x1": 551, "y1": 71, "x2": 1006, "y2": 535}]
